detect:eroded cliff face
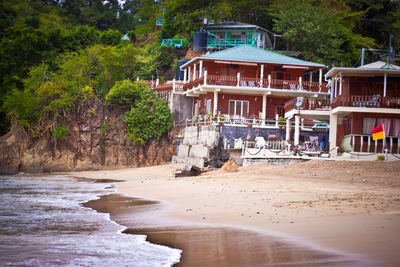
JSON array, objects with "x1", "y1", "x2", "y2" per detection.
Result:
[{"x1": 0, "y1": 99, "x2": 176, "y2": 174}]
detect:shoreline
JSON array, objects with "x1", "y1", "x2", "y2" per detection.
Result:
[{"x1": 71, "y1": 160, "x2": 400, "y2": 266}]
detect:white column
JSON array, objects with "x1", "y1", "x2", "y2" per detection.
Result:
[
  {"x1": 334, "y1": 77, "x2": 338, "y2": 98},
  {"x1": 309, "y1": 71, "x2": 313, "y2": 83},
  {"x1": 319, "y1": 68, "x2": 322, "y2": 92},
  {"x1": 339, "y1": 73, "x2": 342, "y2": 96},
  {"x1": 188, "y1": 66, "x2": 191, "y2": 81},
  {"x1": 275, "y1": 113, "x2": 279, "y2": 127},
  {"x1": 204, "y1": 70, "x2": 207, "y2": 85},
  {"x1": 268, "y1": 74, "x2": 271, "y2": 89},
  {"x1": 199, "y1": 60, "x2": 203, "y2": 78},
  {"x1": 237, "y1": 72, "x2": 240, "y2": 87},
  {"x1": 299, "y1": 76, "x2": 302, "y2": 90},
  {"x1": 286, "y1": 117, "x2": 291, "y2": 141},
  {"x1": 172, "y1": 79, "x2": 176, "y2": 93},
  {"x1": 156, "y1": 78, "x2": 159, "y2": 86},
  {"x1": 260, "y1": 64, "x2": 264, "y2": 87},
  {"x1": 294, "y1": 115, "x2": 300, "y2": 146},
  {"x1": 329, "y1": 113, "x2": 338, "y2": 157},
  {"x1": 183, "y1": 69, "x2": 187, "y2": 83},
  {"x1": 262, "y1": 94, "x2": 267, "y2": 125},
  {"x1": 384, "y1": 73, "x2": 387, "y2": 97},
  {"x1": 213, "y1": 90, "x2": 218, "y2": 116},
  {"x1": 193, "y1": 64, "x2": 197, "y2": 80}
]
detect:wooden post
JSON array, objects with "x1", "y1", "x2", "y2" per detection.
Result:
[
  {"x1": 260, "y1": 64, "x2": 264, "y2": 87},
  {"x1": 193, "y1": 63, "x2": 197, "y2": 80},
  {"x1": 204, "y1": 70, "x2": 207, "y2": 85},
  {"x1": 286, "y1": 117, "x2": 291, "y2": 141},
  {"x1": 183, "y1": 69, "x2": 187, "y2": 83},
  {"x1": 172, "y1": 79, "x2": 176, "y2": 93},
  {"x1": 199, "y1": 60, "x2": 203, "y2": 78},
  {"x1": 339, "y1": 72, "x2": 342, "y2": 96},
  {"x1": 237, "y1": 72, "x2": 240, "y2": 87},
  {"x1": 294, "y1": 115, "x2": 300, "y2": 145}
]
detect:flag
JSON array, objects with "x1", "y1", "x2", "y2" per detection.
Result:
[{"x1": 372, "y1": 124, "x2": 385, "y2": 140}]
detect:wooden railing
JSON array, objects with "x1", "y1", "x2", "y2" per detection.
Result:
[
  {"x1": 284, "y1": 98, "x2": 331, "y2": 112},
  {"x1": 206, "y1": 75, "x2": 237, "y2": 86},
  {"x1": 341, "y1": 134, "x2": 400, "y2": 154},
  {"x1": 331, "y1": 95, "x2": 400, "y2": 109},
  {"x1": 183, "y1": 77, "x2": 204, "y2": 91}
]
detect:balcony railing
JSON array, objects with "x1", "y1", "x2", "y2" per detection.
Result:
[
  {"x1": 284, "y1": 98, "x2": 331, "y2": 112},
  {"x1": 331, "y1": 95, "x2": 400, "y2": 109},
  {"x1": 341, "y1": 134, "x2": 400, "y2": 154},
  {"x1": 183, "y1": 74, "x2": 328, "y2": 93}
]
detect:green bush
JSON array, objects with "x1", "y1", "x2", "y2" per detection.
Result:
[
  {"x1": 53, "y1": 125, "x2": 68, "y2": 140},
  {"x1": 105, "y1": 80, "x2": 145, "y2": 108}
]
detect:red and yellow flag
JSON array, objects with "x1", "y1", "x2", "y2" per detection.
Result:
[{"x1": 372, "y1": 124, "x2": 385, "y2": 140}]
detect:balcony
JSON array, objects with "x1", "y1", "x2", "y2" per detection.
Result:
[
  {"x1": 341, "y1": 134, "x2": 400, "y2": 154},
  {"x1": 183, "y1": 75, "x2": 328, "y2": 93},
  {"x1": 284, "y1": 98, "x2": 331, "y2": 113},
  {"x1": 331, "y1": 95, "x2": 400, "y2": 109}
]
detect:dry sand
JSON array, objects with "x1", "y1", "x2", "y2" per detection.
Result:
[{"x1": 71, "y1": 160, "x2": 400, "y2": 266}]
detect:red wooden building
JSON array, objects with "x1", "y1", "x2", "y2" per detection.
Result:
[
  {"x1": 178, "y1": 45, "x2": 328, "y2": 125},
  {"x1": 324, "y1": 61, "x2": 400, "y2": 155}
]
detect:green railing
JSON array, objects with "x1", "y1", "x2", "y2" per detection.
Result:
[
  {"x1": 161, "y1": 39, "x2": 190, "y2": 48},
  {"x1": 341, "y1": 134, "x2": 400, "y2": 154},
  {"x1": 207, "y1": 37, "x2": 256, "y2": 48}
]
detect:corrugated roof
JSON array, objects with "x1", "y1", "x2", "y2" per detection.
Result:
[
  {"x1": 358, "y1": 61, "x2": 400, "y2": 70},
  {"x1": 198, "y1": 45, "x2": 325, "y2": 68}
]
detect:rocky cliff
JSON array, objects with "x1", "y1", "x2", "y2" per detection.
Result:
[{"x1": 0, "y1": 99, "x2": 176, "y2": 174}]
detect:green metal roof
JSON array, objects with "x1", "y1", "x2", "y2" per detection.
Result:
[{"x1": 199, "y1": 45, "x2": 325, "y2": 68}]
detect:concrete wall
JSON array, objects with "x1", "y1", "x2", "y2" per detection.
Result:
[{"x1": 172, "y1": 94, "x2": 193, "y2": 124}]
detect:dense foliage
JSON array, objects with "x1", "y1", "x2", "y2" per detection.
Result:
[
  {"x1": 106, "y1": 80, "x2": 172, "y2": 145},
  {"x1": 0, "y1": 0, "x2": 399, "y2": 136}
]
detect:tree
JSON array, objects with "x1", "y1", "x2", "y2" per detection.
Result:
[{"x1": 272, "y1": 0, "x2": 360, "y2": 66}]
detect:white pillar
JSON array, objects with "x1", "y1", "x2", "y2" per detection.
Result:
[
  {"x1": 334, "y1": 77, "x2": 338, "y2": 98},
  {"x1": 237, "y1": 72, "x2": 240, "y2": 87},
  {"x1": 172, "y1": 79, "x2": 176, "y2": 93},
  {"x1": 156, "y1": 78, "x2": 159, "y2": 86},
  {"x1": 384, "y1": 73, "x2": 387, "y2": 97},
  {"x1": 183, "y1": 69, "x2": 187, "y2": 83},
  {"x1": 268, "y1": 74, "x2": 271, "y2": 89},
  {"x1": 275, "y1": 113, "x2": 279, "y2": 127},
  {"x1": 260, "y1": 64, "x2": 264, "y2": 87},
  {"x1": 309, "y1": 71, "x2": 313, "y2": 83},
  {"x1": 204, "y1": 70, "x2": 207, "y2": 85},
  {"x1": 193, "y1": 64, "x2": 197, "y2": 80},
  {"x1": 262, "y1": 94, "x2": 267, "y2": 125},
  {"x1": 213, "y1": 90, "x2": 218, "y2": 116},
  {"x1": 199, "y1": 60, "x2": 203, "y2": 78},
  {"x1": 294, "y1": 115, "x2": 300, "y2": 146},
  {"x1": 299, "y1": 76, "x2": 302, "y2": 90},
  {"x1": 286, "y1": 117, "x2": 291, "y2": 141},
  {"x1": 188, "y1": 66, "x2": 191, "y2": 81},
  {"x1": 329, "y1": 113, "x2": 338, "y2": 154},
  {"x1": 339, "y1": 73, "x2": 342, "y2": 96},
  {"x1": 319, "y1": 68, "x2": 322, "y2": 92}
]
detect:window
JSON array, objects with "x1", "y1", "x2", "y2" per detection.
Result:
[
  {"x1": 194, "y1": 102, "x2": 199, "y2": 117},
  {"x1": 362, "y1": 117, "x2": 376, "y2": 135},
  {"x1": 229, "y1": 100, "x2": 249, "y2": 117},
  {"x1": 206, "y1": 99, "x2": 212, "y2": 114},
  {"x1": 275, "y1": 104, "x2": 284, "y2": 118}
]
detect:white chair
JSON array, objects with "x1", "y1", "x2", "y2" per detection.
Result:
[{"x1": 255, "y1": 136, "x2": 266, "y2": 148}]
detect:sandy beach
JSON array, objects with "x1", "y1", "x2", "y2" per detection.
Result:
[{"x1": 72, "y1": 160, "x2": 400, "y2": 266}]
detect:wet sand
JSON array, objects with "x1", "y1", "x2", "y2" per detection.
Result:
[
  {"x1": 73, "y1": 160, "x2": 400, "y2": 266},
  {"x1": 84, "y1": 194, "x2": 359, "y2": 267}
]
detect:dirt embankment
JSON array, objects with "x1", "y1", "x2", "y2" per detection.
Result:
[{"x1": 0, "y1": 99, "x2": 177, "y2": 174}]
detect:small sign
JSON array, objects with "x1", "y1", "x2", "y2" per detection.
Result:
[{"x1": 296, "y1": 97, "x2": 303, "y2": 107}]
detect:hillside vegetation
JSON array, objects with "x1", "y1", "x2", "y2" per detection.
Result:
[{"x1": 0, "y1": 0, "x2": 399, "y2": 138}]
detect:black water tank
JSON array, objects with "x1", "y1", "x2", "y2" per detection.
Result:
[
  {"x1": 176, "y1": 59, "x2": 190, "y2": 80},
  {"x1": 193, "y1": 30, "x2": 207, "y2": 52}
]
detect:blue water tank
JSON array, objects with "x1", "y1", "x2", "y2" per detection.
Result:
[
  {"x1": 176, "y1": 59, "x2": 190, "y2": 80},
  {"x1": 193, "y1": 30, "x2": 207, "y2": 52}
]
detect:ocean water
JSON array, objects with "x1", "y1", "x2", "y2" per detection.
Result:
[{"x1": 0, "y1": 174, "x2": 181, "y2": 267}]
